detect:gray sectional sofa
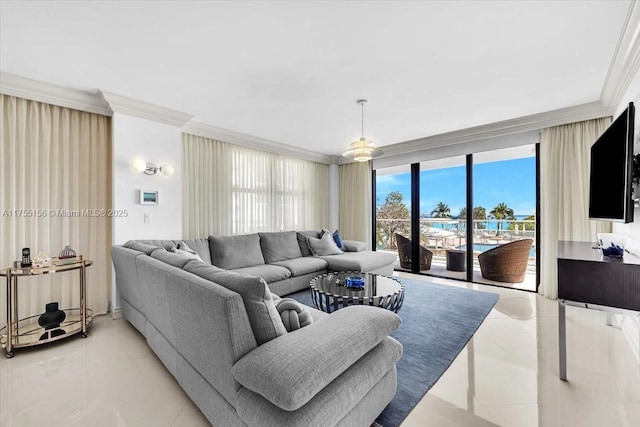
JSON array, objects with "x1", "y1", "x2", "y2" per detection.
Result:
[
  {"x1": 111, "y1": 230, "x2": 402, "y2": 426},
  {"x1": 135, "y1": 230, "x2": 396, "y2": 296}
]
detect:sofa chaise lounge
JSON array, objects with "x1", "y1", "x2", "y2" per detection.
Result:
[{"x1": 111, "y1": 230, "x2": 402, "y2": 426}]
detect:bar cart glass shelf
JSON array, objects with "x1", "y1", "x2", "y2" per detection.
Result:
[{"x1": 0, "y1": 257, "x2": 92, "y2": 357}]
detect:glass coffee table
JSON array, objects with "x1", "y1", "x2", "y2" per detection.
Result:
[{"x1": 310, "y1": 271, "x2": 404, "y2": 313}]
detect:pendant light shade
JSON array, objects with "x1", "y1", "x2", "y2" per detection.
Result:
[{"x1": 342, "y1": 99, "x2": 384, "y2": 162}]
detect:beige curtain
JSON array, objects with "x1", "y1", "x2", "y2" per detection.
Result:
[
  {"x1": 0, "y1": 95, "x2": 111, "y2": 328},
  {"x1": 182, "y1": 133, "x2": 233, "y2": 237},
  {"x1": 339, "y1": 161, "x2": 372, "y2": 245},
  {"x1": 539, "y1": 117, "x2": 612, "y2": 299},
  {"x1": 183, "y1": 133, "x2": 329, "y2": 236}
]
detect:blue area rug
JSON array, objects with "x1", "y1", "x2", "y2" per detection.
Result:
[{"x1": 287, "y1": 277, "x2": 499, "y2": 427}]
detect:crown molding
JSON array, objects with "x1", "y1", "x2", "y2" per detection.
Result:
[
  {"x1": 600, "y1": 0, "x2": 640, "y2": 111},
  {"x1": 376, "y1": 101, "x2": 609, "y2": 160},
  {"x1": 182, "y1": 120, "x2": 334, "y2": 164},
  {"x1": 0, "y1": 72, "x2": 111, "y2": 115},
  {"x1": 100, "y1": 91, "x2": 194, "y2": 127}
]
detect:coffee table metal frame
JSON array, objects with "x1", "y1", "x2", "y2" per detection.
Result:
[{"x1": 310, "y1": 271, "x2": 404, "y2": 313}]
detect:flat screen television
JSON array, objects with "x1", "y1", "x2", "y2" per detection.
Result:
[{"x1": 588, "y1": 102, "x2": 635, "y2": 223}]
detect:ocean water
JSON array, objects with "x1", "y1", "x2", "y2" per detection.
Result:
[{"x1": 424, "y1": 215, "x2": 534, "y2": 232}]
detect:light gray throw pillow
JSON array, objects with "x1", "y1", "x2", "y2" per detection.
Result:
[
  {"x1": 274, "y1": 298, "x2": 313, "y2": 332},
  {"x1": 307, "y1": 232, "x2": 344, "y2": 256},
  {"x1": 170, "y1": 246, "x2": 204, "y2": 262},
  {"x1": 167, "y1": 241, "x2": 204, "y2": 262}
]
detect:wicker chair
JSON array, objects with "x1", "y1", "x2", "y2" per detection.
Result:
[
  {"x1": 395, "y1": 233, "x2": 433, "y2": 271},
  {"x1": 478, "y1": 239, "x2": 533, "y2": 283}
]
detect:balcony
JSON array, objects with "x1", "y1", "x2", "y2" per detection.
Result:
[{"x1": 376, "y1": 218, "x2": 537, "y2": 291}]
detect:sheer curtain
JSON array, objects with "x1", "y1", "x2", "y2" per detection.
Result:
[
  {"x1": 539, "y1": 117, "x2": 611, "y2": 299},
  {"x1": 182, "y1": 133, "x2": 233, "y2": 237},
  {"x1": 339, "y1": 161, "x2": 372, "y2": 245},
  {"x1": 0, "y1": 95, "x2": 111, "y2": 328},
  {"x1": 182, "y1": 133, "x2": 329, "y2": 236}
]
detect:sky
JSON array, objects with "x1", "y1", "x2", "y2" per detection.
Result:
[{"x1": 376, "y1": 157, "x2": 536, "y2": 217}]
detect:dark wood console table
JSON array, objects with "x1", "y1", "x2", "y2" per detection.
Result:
[{"x1": 557, "y1": 240, "x2": 640, "y2": 380}]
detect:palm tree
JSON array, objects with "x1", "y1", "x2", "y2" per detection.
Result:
[
  {"x1": 430, "y1": 202, "x2": 451, "y2": 218},
  {"x1": 489, "y1": 202, "x2": 515, "y2": 235}
]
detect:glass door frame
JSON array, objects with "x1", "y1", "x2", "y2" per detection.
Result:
[{"x1": 372, "y1": 144, "x2": 541, "y2": 291}]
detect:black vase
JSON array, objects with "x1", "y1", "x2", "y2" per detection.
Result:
[{"x1": 38, "y1": 302, "x2": 66, "y2": 340}]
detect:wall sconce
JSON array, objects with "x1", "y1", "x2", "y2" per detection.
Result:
[{"x1": 130, "y1": 158, "x2": 174, "y2": 176}]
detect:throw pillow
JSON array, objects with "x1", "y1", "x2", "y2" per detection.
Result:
[
  {"x1": 150, "y1": 248, "x2": 193, "y2": 269},
  {"x1": 320, "y1": 229, "x2": 346, "y2": 251},
  {"x1": 169, "y1": 246, "x2": 204, "y2": 262},
  {"x1": 332, "y1": 230, "x2": 346, "y2": 251},
  {"x1": 307, "y1": 232, "x2": 344, "y2": 256},
  {"x1": 275, "y1": 298, "x2": 313, "y2": 332},
  {"x1": 177, "y1": 241, "x2": 197, "y2": 254}
]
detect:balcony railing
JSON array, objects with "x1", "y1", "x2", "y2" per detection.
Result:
[{"x1": 376, "y1": 218, "x2": 536, "y2": 261}]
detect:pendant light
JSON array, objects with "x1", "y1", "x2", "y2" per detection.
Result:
[{"x1": 342, "y1": 99, "x2": 383, "y2": 162}]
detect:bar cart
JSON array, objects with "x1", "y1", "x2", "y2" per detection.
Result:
[{"x1": 0, "y1": 256, "x2": 92, "y2": 357}]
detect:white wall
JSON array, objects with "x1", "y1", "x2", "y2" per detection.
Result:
[
  {"x1": 612, "y1": 69, "x2": 640, "y2": 363},
  {"x1": 112, "y1": 113, "x2": 183, "y2": 244},
  {"x1": 110, "y1": 112, "x2": 183, "y2": 316}
]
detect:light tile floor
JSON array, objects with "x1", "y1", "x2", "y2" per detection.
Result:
[{"x1": 1, "y1": 274, "x2": 638, "y2": 426}]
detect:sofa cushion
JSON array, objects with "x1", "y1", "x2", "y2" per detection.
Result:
[
  {"x1": 236, "y1": 339, "x2": 401, "y2": 426},
  {"x1": 343, "y1": 239, "x2": 367, "y2": 252},
  {"x1": 209, "y1": 234, "x2": 265, "y2": 269},
  {"x1": 319, "y1": 251, "x2": 396, "y2": 272},
  {"x1": 183, "y1": 262, "x2": 287, "y2": 345},
  {"x1": 297, "y1": 230, "x2": 321, "y2": 257},
  {"x1": 137, "y1": 239, "x2": 180, "y2": 250},
  {"x1": 232, "y1": 264, "x2": 291, "y2": 283},
  {"x1": 123, "y1": 240, "x2": 164, "y2": 255},
  {"x1": 150, "y1": 248, "x2": 195, "y2": 269},
  {"x1": 259, "y1": 231, "x2": 303, "y2": 264},
  {"x1": 232, "y1": 306, "x2": 402, "y2": 411},
  {"x1": 307, "y1": 233, "x2": 344, "y2": 256},
  {"x1": 272, "y1": 257, "x2": 328, "y2": 276},
  {"x1": 181, "y1": 238, "x2": 212, "y2": 264}
]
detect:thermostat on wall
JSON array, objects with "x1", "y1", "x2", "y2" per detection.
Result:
[{"x1": 139, "y1": 190, "x2": 159, "y2": 205}]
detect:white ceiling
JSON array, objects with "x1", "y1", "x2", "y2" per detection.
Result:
[{"x1": 0, "y1": 1, "x2": 634, "y2": 158}]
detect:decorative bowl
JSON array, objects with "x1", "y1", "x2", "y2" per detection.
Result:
[{"x1": 345, "y1": 276, "x2": 365, "y2": 289}]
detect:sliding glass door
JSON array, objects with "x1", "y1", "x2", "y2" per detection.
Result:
[
  {"x1": 419, "y1": 156, "x2": 467, "y2": 279},
  {"x1": 473, "y1": 146, "x2": 537, "y2": 291},
  {"x1": 373, "y1": 144, "x2": 538, "y2": 290},
  {"x1": 375, "y1": 165, "x2": 412, "y2": 271}
]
